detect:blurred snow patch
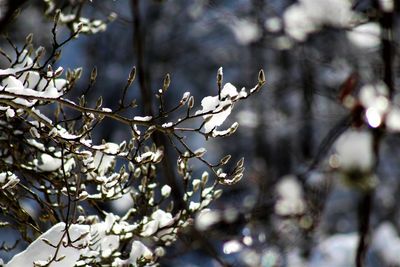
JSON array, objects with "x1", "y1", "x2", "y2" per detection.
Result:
[
  {"x1": 223, "y1": 240, "x2": 242, "y2": 254},
  {"x1": 229, "y1": 19, "x2": 261, "y2": 45},
  {"x1": 386, "y1": 107, "x2": 400, "y2": 132},
  {"x1": 275, "y1": 175, "x2": 305, "y2": 216},
  {"x1": 347, "y1": 23, "x2": 381, "y2": 49},
  {"x1": 379, "y1": 0, "x2": 394, "y2": 12},
  {"x1": 195, "y1": 209, "x2": 221, "y2": 231},
  {"x1": 284, "y1": 3, "x2": 316, "y2": 41},
  {"x1": 359, "y1": 82, "x2": 389, "y2": 128},
  {"x1": 320, "y1": 59, "x2": 352, "y2": 87},
  {"x1": 287, "y1": 249, "x2": 307, "y2": 267},
  {"x1": 260, "y1": 248, "x2": 281, "y2": 266},
  {"x1": 111, "y1": 191, "x2": 134, "y2": 213},
  {"x1": 335, "y1": 130, "x2": 374, "y2": 172},
  {"x1": 236, "y1": 110, "x2": 258, "y2": 128},
  {"x1": 372, "y1": 222, "x2": 400, "y2": 266},
  {"x1": 264, "y1": 17, "x2": 282, "y2": 33},
  {"x1": 284, "y1": 0, "x2": 356, "y2": 41},
  {"x1": 310, "y1": 233, "x2": 358, "y2": 267}
]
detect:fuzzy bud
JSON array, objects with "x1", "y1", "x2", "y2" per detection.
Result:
[
  {"x1": 128, "y1": 67, "x2": 136, "y2": 86},
  {"x1": 258, "y1": 69, "x2": 266, "y2": 84},
  {"x1": 25, "y1": 33, "x2": 33, "y2": 44},
  {"x1": 90, "y1": 67, "x2": 97, "y2": 83},
  {"x1": 220, "y1": 155, "x2": 231, "y2": 165},
  {"x1": 54, "y1": 9, "x2": 61, "y2": 24},
  {"x1": 188, "y1": 96, "x2": 194, "y2": 109},
  {"x1": 163, "y1": 73, "x2": 171, "y2": 92},
  {"x1": 217, "y1": 67, "x2": 223, "y2": 85},
  {"x1": 35, "y1": 46, "x2": 45, "y2": 59}
]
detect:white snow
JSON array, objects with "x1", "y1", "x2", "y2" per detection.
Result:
[
  {"x1": 5, "y1": 107, "x2": 15, "y2": 118},
  {"x1": 1, "y1": 71, "x2": 66, "y2": 100},
  {"x1": 0, "y1": 68, "x2": 18, "y2": 76},
  {"x1": 189, "y1": 201, "x2": 201, "y2": 211},
  {"x1": 27, "y1": 139, "x2": 45, "y2": 150},
  {"x1": 141, "y1": 209, "x2": 174, "y2": 237},
  {"x1": 14, "y1": 50, "x2": 33, "y2": 68},
  {"x1": 36, "y1": 153, "x2": 62, "y2": 172},
  {"x1": 103, "y1": 142, "x2": 120, "y2": 154},
  {"x1": 162, "y1": 122, "x2": 173, "y2": 128},
  {"x1": 5, "y1": 213, "x2": 146, "y2": 266},
  {"x1": 90, "y1": 142, "x2": 120, "y2": 177},
  {"x1": 133, "y1": 116, "x2": 152, "y2": 122},
  {"x1": 129, "y1": 241, "x2": 153, "y2": 263},
  {"x1": 199, "y1": 96, "x2": 220, "y2": 114},
  {"x1": 181, "y1": 92, "x2": 190, "y2": 103},
  {"x1": 195, "y1": 83, "x2": 243, "y2": 133},
  {"x1": 0, "y1": 171, "x2": 20, "y2": 189},
  {"x1": 221, "y1": 83, "x2": 238, "y2": 98},
  {"x1": 89, "y1": 213, "x2": 120, "y2": 258},
  {"x1": 55, "y1": 126, "x2": 80, "y2": 140},
  {"x1": 6, "y1": 223, "x2": 90, "y2": 267},
  {"x1": 203, "y1": 101, "x2": 231, "y2": 133}
]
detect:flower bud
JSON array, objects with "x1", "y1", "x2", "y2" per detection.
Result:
[
  {"x1": 258, "y1": 69, "x2": 266, "y2": 84},
  {"x1": 25, "y1": 33, "x2": 33, "y2": 44}
]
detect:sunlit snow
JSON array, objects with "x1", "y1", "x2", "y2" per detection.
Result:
[{"x1": 6, "y1": 223, "x2": 90, "y2": 267}]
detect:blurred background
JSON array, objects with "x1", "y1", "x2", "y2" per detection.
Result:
[{"x1": 2, "y1": 0, "x2": 400, "y2": 266}]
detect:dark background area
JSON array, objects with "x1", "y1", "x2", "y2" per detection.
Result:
[{"x1": 1, "y1": 0, "x2": 400, "y2": 266}]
